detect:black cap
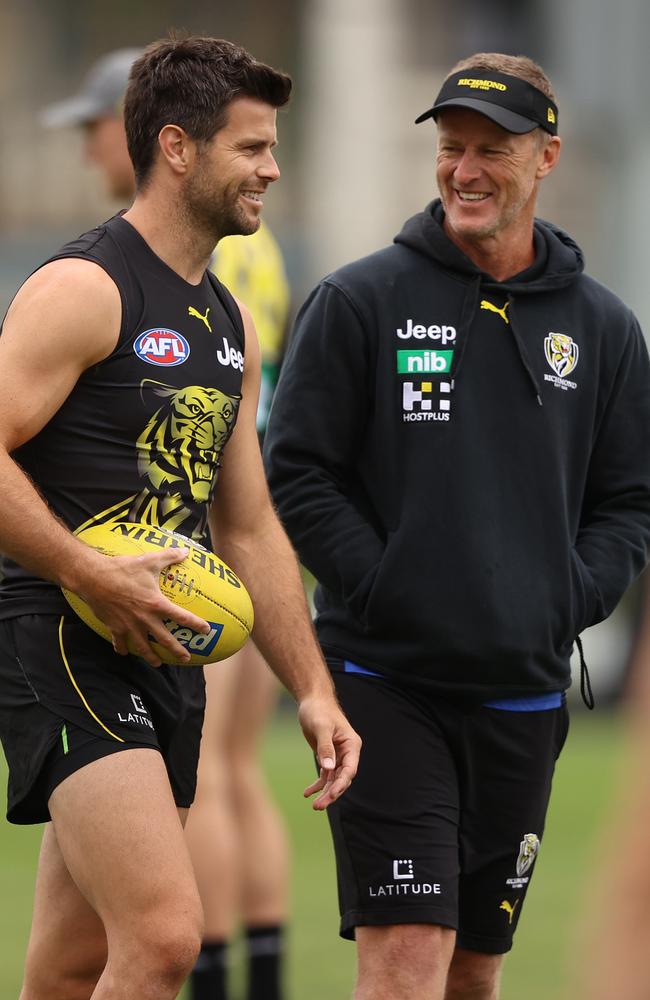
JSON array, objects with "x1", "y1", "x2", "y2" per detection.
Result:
[{"x1": 415, "y1": 70, "x2": 558, "y2": 135}]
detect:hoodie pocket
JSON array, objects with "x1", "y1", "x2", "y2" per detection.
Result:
[
  {"x1": 359, "y1": 530, "x2": 396, "y2": 628},
  {"x1": 347, "y1": 556, "x2": 385, "y2": 621},
  {"x1": 569, "y1": 548, "x2": 598, "y2": 638}
]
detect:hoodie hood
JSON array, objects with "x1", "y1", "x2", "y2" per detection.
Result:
[
  {"x1": 394, "y1": 199, "x2": 584, "y2": 294},
  {"x1": 394, "y1": 200, "x2": 584, "y2": 404}
]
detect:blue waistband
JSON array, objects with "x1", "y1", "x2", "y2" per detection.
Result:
[
  {"x1": 483, "y1": 692, "x2": 563, "y2": 711},
  {"x1": 344, "y1": 660, "x2": 383, "y2": 678},
  {"x1": 343, "y1": 660, "x2": 562, "y2": 711}
]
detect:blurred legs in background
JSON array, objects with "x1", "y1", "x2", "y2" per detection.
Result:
[
  {"x1": 185, "y1": 642, "x2": 289, "y2": 1000},
  {"x1": 571, "y1": 570, "x2": 650, "y2": 1000}
]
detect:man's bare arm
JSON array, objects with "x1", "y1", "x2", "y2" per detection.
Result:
[
  {"x1": 0, "y1": 259, "x2": 210, "y2": 665},
  {"x1": 209, "y1": 302, "x2": 361, "y2": 808}
]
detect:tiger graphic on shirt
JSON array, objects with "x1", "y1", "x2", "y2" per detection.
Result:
[{"x1": 77, "y1": 379, "x2": 240, "y2": 541}]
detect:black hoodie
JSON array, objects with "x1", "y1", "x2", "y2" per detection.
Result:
[{"x1": 264, "y1": 201, "x2": 650, "y2": 699}]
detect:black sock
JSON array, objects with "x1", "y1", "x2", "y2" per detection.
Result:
[
  {"x1": 245, "y1": 925, "x2": 285, "y2": 1000},
  {"x1": 190, "y1": 939, "x2": 228, "y2": 1000}
]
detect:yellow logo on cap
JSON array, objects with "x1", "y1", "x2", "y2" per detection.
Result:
[
  {"x1": 457, "y1": 78, "x2": 507, "y2": 92},
  {"x1": 547, "y1": 107, "x2": 556, "y2": 124}
]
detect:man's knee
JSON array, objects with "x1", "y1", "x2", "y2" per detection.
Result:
[
  {"x1": 131, "y1": 900, "x2": 204, "y2": 990},
  {"x1": 141, "y1": 920, "x2": 203, "y2": 989},
  {"x1": 356, "y1": 923, "x2": 456, "y2": 996},
  {"x1": 445, "y1": 947, "x2": 503, "y2": 999}
]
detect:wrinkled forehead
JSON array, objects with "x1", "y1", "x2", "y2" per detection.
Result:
[{"x1": 435, "y1": 107, "x2": 537, "y2": 150}]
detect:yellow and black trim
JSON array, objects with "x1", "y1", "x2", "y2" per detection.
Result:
[{"x1": 58, "y1": 616, "x2": 124, "y2": 743}]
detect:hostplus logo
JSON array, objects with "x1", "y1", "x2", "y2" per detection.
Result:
[
  {"x1": 368, "y1": 859, "x2": 442, "y2": 899},
  {"x1": 402, "y1": 380, "x2": 453, "y2": 422}
]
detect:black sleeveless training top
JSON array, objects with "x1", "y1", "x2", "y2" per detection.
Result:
[{"x1": 0, "y1": 214, "x2": 246, "y2": 617}]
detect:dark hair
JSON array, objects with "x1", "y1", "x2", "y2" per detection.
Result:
[{"x1": 124, "y1": 35, "x2": 292, "y2": 187}]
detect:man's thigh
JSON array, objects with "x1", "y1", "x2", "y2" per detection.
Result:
[
  {"x1": 49, "y1": 748, "x2": 201, "y2": 935},
  {"x1": 327, "y1": 669, "x2": 568, "y2": 954},
  {"x1": 327, "y1": 671, "x2": 461, "y2": 940},
  {"x1": 455, "y1": 701, "x2": 569, "y2": 953}
]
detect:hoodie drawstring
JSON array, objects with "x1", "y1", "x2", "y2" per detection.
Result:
[
  {"x1": 451, "y1": 285, "x2": 544, "y2": 407},
  {"x1": 575, "y1": 635, "x2": 595, "y2": 710},
  {"x1": 450, "y1": 277, "x2": 482, "y2": 382},
  {"x1": 507, "y1": 298, "x2": 544, "y2": 406}
]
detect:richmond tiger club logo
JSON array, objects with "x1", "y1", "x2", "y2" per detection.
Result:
[
  {"x1": 76, "y1": 380, "x2": 240, "y2": 541},
  {"x1": 505, "y1": 833, "x2": 540, "y2": 889},
  {"x1": 544, "y1": 332, "x2": 579, "y2": 391}
]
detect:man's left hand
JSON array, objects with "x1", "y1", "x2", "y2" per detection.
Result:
[{"x1": 298, "y1": 694, "x2": 361, "y2": 810}]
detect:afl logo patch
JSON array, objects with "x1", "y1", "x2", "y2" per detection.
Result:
[{"x1": 134, "y1": 329, "x2": 190, "y2": 366}]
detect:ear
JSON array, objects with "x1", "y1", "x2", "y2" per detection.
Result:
[
  {"x1": 536, "y1": 135, "x2": 561, "y2": 180},
  {"x1": 157, "y1": 124, "x2": 195, "y2": 176}
]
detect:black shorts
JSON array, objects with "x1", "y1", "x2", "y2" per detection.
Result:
[
  {"x1": 0, "y1": 614, "x2": 206, "y2": 824},
  {"x1": 327, "y1": 669, "x2": 569, "y2": 954}
]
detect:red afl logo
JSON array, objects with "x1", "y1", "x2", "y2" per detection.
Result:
[{"x1": 134, "y1": 328, "x2": 190, "y2": 366}]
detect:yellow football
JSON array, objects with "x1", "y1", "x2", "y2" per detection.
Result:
[{"x1": 62, "y1": 522, "x2": 254, "y2": 666}]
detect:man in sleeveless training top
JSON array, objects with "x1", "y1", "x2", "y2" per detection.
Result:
[
  {"x1": 0, "y1": 37, "x2": 360, "y2": 1000},
  {"x1": 42, "y1": 47, "x2": 293, "y2": 1000}
]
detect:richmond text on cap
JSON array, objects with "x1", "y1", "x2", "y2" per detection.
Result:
[{"x1": 415, "y1": 70, "x2": 558, "y2": 136}]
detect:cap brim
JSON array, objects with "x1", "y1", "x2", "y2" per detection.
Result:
[
  {"x1": 415, "y1": 97, "x2": 538, "y2": 134},
  {"x1": 40, "y1": 95, "x2": 108, "y2": 128}
]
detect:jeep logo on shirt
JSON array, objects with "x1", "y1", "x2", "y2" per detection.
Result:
[
  {"x1": 216, "y1": 336, "x2": 244, "y2": 372},
  {"x1": 396, "y1": 319, "x2": 456, "y2": 344}
]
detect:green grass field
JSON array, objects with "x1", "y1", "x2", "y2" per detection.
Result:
[{"x1": 0, "y1": 708, "x2": 624, "y2": 999}]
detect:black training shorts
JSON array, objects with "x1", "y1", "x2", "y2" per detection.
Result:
[
  {"x1": 327, "y1": 668, "x2": 569, "y2": 953},
  {"x1": 0, "y1": 613, "x2": 206, "y2": 824}
]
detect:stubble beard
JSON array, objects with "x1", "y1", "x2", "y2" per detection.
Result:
[
  {"x1": 445, "y1": 188, "x2": 531, "y2": 245},
  {"x1": 183, "y1": 172, "x2": 260, "y2": 243}
]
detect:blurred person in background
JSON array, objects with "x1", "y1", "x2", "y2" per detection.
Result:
[
  {"x1": 570, "y1": 568, "x2": 650, "y2": 1000},
  {"x1": 35, "y1": 40, "x2": 297, "y2": 1000},
  {"x1": 265, "y1": 52, "x2": 650, "y2": 1000}
]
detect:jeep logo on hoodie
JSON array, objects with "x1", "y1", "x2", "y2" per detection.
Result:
[{"x1": 396, "y1": 319, "x2": 456, "y2": 344}]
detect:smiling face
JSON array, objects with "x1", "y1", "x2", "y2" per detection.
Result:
[
  {"x1": 435, "y1": 107, "x2": 559, "y2": 256},
  {"x1": 183, "y1": 95, "x2": 280, "y2": 239}
]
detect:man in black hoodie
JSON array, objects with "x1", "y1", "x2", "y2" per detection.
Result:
[{"x1": 264, "y1": 53, "x2": 650, "y2": 999}]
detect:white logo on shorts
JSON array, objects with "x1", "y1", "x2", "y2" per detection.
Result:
[
  {"x1": 516, "y1": 833, "x2": 540, "y2": 876},
  {"x1": 393, "y1": 858, "x2": 414, "y2": 880},
  {"x1": 131, "y1": 694, "x2": 148, "y2": 714},
  {"x1": 117, "y1": 694, "x2": 154, "y2": 730}
]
